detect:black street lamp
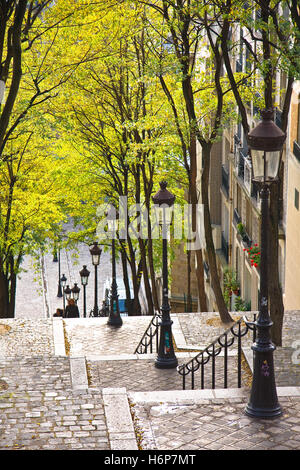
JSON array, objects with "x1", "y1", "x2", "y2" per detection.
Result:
[
  {"x1": 89, "y1": 241, "x2": 102, "y2": 317},
  {"x1": 60, "y1": 273, "x2": 67, "y2": 314},
  {"x1": 152, "y1": 181, "x2": 178, "y2": 369},
  {"x1": 80, "y1": 265, "x2": 90, "y2": 318},
  {"x1": 71, "y1": 283, "x2": 80, "y2": 303},
  {"x1": 107, "y1": 207, "x2": 122, "y2": 327},
  {"x1": 245, "y1": 108, "x2": 286, "y2": 418}
]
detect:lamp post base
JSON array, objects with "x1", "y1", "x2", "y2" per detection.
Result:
[
  {"x1": 245, "y1": 346, "x2": 282, "y2": 419},
  {"x1": 155, "y1": 355, "x2": 178, "y2": 369},
  {"x1": 245, "y1": 403, "x2": 282, "y2": 419},
  {"x1": 107, "y1": 316, "x2": 123, "y2": 327},
  {"x1": 155, "y1": 318, "x2": 178, "y2": 369}
]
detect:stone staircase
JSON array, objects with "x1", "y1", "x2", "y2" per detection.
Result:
[{"x1": 0, "y1": 312, "x2": 299, "y2": 450}]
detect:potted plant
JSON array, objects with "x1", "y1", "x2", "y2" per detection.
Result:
[
  {"x1": 237, "y1": 222, "x2": 245, "y2": 237},
  {"x1": 243, "y1": 243, "x2": 261, "y2": 268},
  {"x1": 231, "y1": 276, "x2": 240, "y2": 295},
  {"x1": 234, "y1": 296, "x2": 246, "y2": 311}
]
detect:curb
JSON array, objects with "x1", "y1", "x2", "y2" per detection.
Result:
[
  {"x1": 128, "y1": 385, "x2": 300, "y2": 408},
  {"x1": 70, "y1": 357, "x2": 89, "y2": 392},
  {"x1": 102, "y1": 387, "x2": 138, "y2": 450},
  {"x1": 52, "y1": 318, "x2": 66, "y2": 356}
]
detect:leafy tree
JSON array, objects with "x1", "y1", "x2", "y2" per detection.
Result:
[
  {"x1": 49, "y1": 1, "x2": 188, "y2": 315},
  {"x1": 0, "y1": 1, "x2": 100, "y2": 317}
]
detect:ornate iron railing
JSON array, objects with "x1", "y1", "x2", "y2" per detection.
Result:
[
  {"x1": 134, "y1": 312, "x2": 161, "y2": 354},
  {"x1": 177, "y1": 315, "x2": 256, "y2": 390}
]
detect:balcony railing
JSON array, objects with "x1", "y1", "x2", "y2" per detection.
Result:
[
  {"x1": 233, "y1": 208, "x2": 242, "y2": 227},
  {"x1": 221, "y1": 165, "x2": 229, "y2": 198},
  {"x1": 294, "y1": 141, "x2": 300, "y2": 163},
  {"x1": 237, "y1": 149, "x2": 248, "y2": 180},
  {"x1": 221, "y1": 232, "x2": 229, "y2": 263},
  {"x1": 244, "y1": 156, "x2": 252, "y2": 193}
]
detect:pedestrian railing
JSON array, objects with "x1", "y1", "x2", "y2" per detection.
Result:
[
  {"x1": 134, "y1": 312, "x2": 161, "y2": 354},
  {"x1": 177, "y1": 314, "x2": 256, "y2": 390}
]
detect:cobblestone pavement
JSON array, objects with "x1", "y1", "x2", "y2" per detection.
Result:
[
  {"x1": 87, "y1": 356, "x2": 245, "y2": 392},
  {"x1": 64, "y1": 317, "x2": 151, "y2": 357},
  {"x1": 4, "y1": 235, "x2": 300, "y2": 452},
  {"x1": 0, "y1": 356, "x2": 109, "y2": 450},
  {"x1": 130, "y1": 394, "x2": 300, "y2": 450}
]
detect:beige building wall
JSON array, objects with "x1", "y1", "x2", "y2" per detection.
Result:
[
  {"x1": 284, "y1": 152, "x2": 300, "y2": 309},
  {"x1": 170, "y1": 243, "x2": 198, "y2": 313},
  {"x1": 283, "y1": 83, "x2": 300, "y2": 309}
]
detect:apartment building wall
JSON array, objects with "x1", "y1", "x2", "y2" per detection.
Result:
[
  {"x1": 198, "y1": 14, "x2": 294, "y2": 314},
  {"x1": 284, "y1": 82, "x2": 300, "y2": 309}
]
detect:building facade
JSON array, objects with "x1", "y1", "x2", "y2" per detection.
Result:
[{"x1": 198, "y1": 12, "x2": 299, "y2": 313}]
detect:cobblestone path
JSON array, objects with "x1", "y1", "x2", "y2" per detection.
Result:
[{"x1": 0, "y1": 356, "x2": 109, "y2": 450}]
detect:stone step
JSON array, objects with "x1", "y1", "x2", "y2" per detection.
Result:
[{"x1": 87, "y1": 355, "x2": 249, "y2": 392}]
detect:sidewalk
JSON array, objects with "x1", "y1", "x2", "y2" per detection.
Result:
[{"x1": 0, "y1": 312, "x2": 299, "y2": 450}]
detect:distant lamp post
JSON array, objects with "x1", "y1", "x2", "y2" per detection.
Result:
[
  {"x1": 71, "y1": 283, "x2": 80, "y2": 303},
  {"x1": 64, "y1": 285, "x2": 72, "y2": 302},
  {"x1": 90, "y1": 241, "x2": 102, "y2": 317},
  {"x1": 107, "y1": 206, "x2": 122, "y2": 328},
  {"x1": 80, "y1": 265, "x2": 90, "y2": 318},
  {"x1": 60, "y1": 273, "x2": 67, "y2": 313},
  {"x1": 152, "y1": 181, "x2": 178, "y2": 369},
  {"x1": 57, "y1": 248, "x2": 62, "y2": 298},
  {"x1": 245, "y1": 108, "x2": 286, "y2": 418}
]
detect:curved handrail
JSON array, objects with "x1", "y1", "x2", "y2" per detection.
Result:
[
  {"x1": 134, "y1": 311, "x2": 162, "y2": 354},
  {"x1": 177, "y1": 314, "x2": 256, "y2": 389}
]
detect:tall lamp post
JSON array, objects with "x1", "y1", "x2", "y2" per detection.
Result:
[
  {"x1": 107, "y1": 207, "x2": 122, "y2": 327},
  {"x1": 60, "y1": 273, "x2": 67, "y2": 314},
  {"x1": 152, "y1": 181, "x2": 178, "y2": 369},
  {"x1": 57, "y1": 248, "x2": 62, "y2": 298},
  {"x1": 80, "y1": 265, "x2": 90, "y2": 318},
  {"x1": 89, "y1": 241, "x2": 102, "y2": 317},
  {"x1": 245, "y1": 108, "x2": 286, "y2": 418}
]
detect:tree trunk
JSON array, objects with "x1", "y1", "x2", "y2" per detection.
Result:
[
  {"x1": 190, "y1": 135, "x2": 208, "y2": 312},
  {"x1": 0, "y1": 269, "x2": 10, "y2": 318},
  {"x1": 122, "y1": 236, "x2": 142, "y2": 315},
  {"x1": 186, "y1": 250, "x2": 193, "y2": 312},
  {"x1": 119, "y1": 242, "x2": 133, "y2": 316},
  {"x1": 201, "y1": 143, "x2": 233, "y2": 323},
  {"x1": 139, "y1": 238, "x2": 154, "y2": 316},
  {"x1": 146, "y1": 216, "x2": 160, "y2": 312}
]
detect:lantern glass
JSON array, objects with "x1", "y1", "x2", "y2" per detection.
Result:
[
  {"x1": 92, "y1": 253, "x2": 100, "y2": 266},
  {"x1": 81, "y1": 274, "x2": 88, "y2": 286},
  {"x1": 90, "y1": 242, "x2": 101, "y2": 266},
  {"x1": 71, "y1": 283, "x2": 80, "y2": 301},
  {"x1": 80, "y1": 266, "x2": 90, "y2": 286},
  {"x1": 64, "y1": 285, "x2": 71, "y2": 300},
  {"x1": 251, "y1": 150, "x2": 281, "y2": 182},
  {"x1": 60, "y1": 274, "x2": 67, "y2": 288}
]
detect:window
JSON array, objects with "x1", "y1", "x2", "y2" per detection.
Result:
[{"x1": 295, "y1": 189, "x2": 299, "y2": 210}]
